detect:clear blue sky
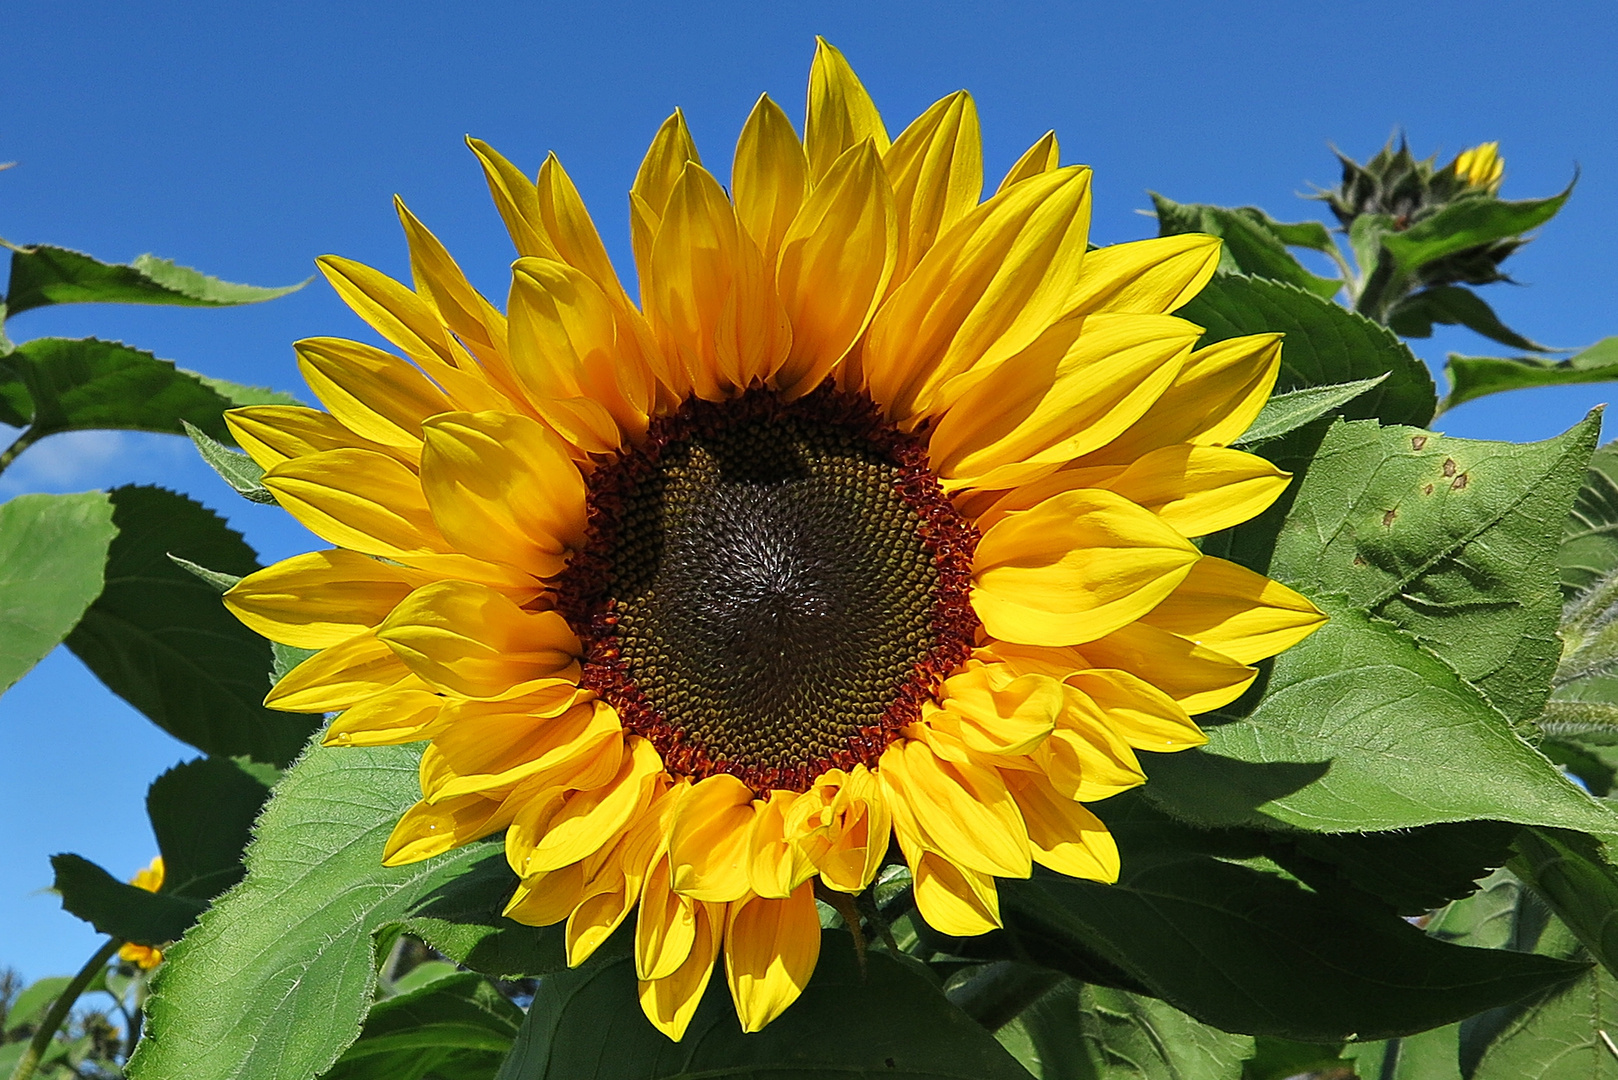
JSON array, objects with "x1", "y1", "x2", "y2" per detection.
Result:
[{"x1": 3, "y1": 0, "x2": 1615, "y2": 983}]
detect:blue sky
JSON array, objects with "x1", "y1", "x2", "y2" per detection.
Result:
[{"x1": 3, "y1": 0, "x2": 1615, "y2": 982}]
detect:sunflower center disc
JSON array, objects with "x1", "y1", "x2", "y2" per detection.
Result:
[{"x1": 558, "y1": 386, "x2": 978, "y2": 792}]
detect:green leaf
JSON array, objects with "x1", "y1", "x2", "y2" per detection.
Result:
[
  {"x1": 181, "y1": 420, "x2": 275, "y2": 503},
  {"x1": 50, "y1": 853, "x2": 206, "y2": 944},
  {"x1": 3, "y1": 977, "x2": 72, "y2": 1033},
  {"x1": 995, "y1": 979, "x2": 1252, "y2": 1080},
  {"x1": 989, "y1": 860, "x2": 1583, "y2": 1042},
  {"x1": 1444, "y1": 337, "x2": 1618, "y2": 412},
  {"x1": 1177, "y1": 273, "x2": 1438, "y2": 426},
  {"x1": 0, "y1": 362, "x2": 29, "y2": 427},
  {"x1": 167, "y1": 554, "x2": 243, "y2": 592},
  {"x1": 0, "y1": 491, "x2": 117, "y2": 694},
  {"x1": 147, "y1": 757, "x2": 274, "y2": 902},
  {"x1": 1241, "y1": 1038, "x2": 1353, "y2": 1080},
  {"x1": 1382, "y1": 185, "x2": 1573, "y2": 274},
  {"x1": 1388, "y1": 283, "x2": 1556, "y2": 352},
  {"x1": 5, "y1": 244, "x2": 306, "y2": 317},
  {"x1": 1468, "y1": 916, "x2": 1618, "y2": 1080},
  {"x1": 1145, "y1": 416, "x2": 1618, "y2": 835},
  {"x1": 496, "y1": 931, "x2": 1032, "y2": 1080},
  {"x1": 1509, "y1": 827, "x2": 1618, "y2": 980},
  {"x1": 1234, "y1": 375, "x2": 1387, "y2": 446},
  {"x1": 1278, "y1": 820, "x2": 1522, "y2": 917},
  {"x1": 193, "y1": 374, "x2": 301, "y2": 408},
  {"x1": 4, "y1": 337, "x2": 274, "y2": 442},
  {"x1": 64, "y1": 486, "x2": 319, "y2": 767},
  {"x1": 323, "y1": 973, "x2": 522, "y2": 1080},
  {"x1": 1560, "y1": 441, "x2": 1618, "y2": 596},
  {"x1": 1151, "y1": 195, "x2": 1341, "y2": 299},
  {"x1": 128, "y1": 743, "x2": 562, "y2": 1080}
]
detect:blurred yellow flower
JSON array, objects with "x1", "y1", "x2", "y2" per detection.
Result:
[
  {"x1": 1453, "y1": 141, "x2": 1504, "y2": 193},
  {"x1": 117, "y1": 856, "x2": 165, "y2": 971}
]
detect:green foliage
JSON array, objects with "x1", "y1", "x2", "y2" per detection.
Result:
[
  {"x1": 64, "y1": 485, "x2": 319, "y2": 766},
  {"x1": 496, "y1": 932, "x2": 1031, "y2": 1080},
  {"x1": 1388, "y1": 284, "x2": 1555, "y2": 351},
  {"x1": 1151, "y1": 194, "x2": 1341, "y2": 299},
  {"x1": 1235, "y1": 374, "x2": 1386, "y2": 446},
  {"x1": 996, "y1": 979, "x2": 1253, "y2": 1080},
  {"x1": 1150, "y1": 416, "x2": 1613, "y2": 835},
  {"x1": 1444, "y1": 337, "x2": 1618, "y2": 411},
  {"x1": 129, "y1": 743, "x2": 562, "y2": 1080},
  {"x1": 147, "y1": 757, "x2": 275, "y2": 900},
  {"x1": 182, "y1": 419, "x2": 276, "y2": 503},
  {"x1": 1178, "y1": 273, "x2": 1438, "y2": 426},
  {"x1": 0, "y1": 491, "x2": 116, "y2": 693},
  {"x1": 1381, "y1": 185, "x2": 1572, "y2": 276},
  {"x1": 323, "y1": 972, "x2": 523, "y2": 1080},
  {"x1": 4, "y1": 243, "x2": 305, "y2": 316},
  {"x1": 0, "y1": 337, "x2": 294, "y2": 443},
  {"x1": 50, "y1": 855, "x2": 206, "y2": 945}
]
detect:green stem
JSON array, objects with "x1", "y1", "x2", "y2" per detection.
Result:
[
  {"x1": 0, "y1": 427, "x2": 41, "y2": 479},
  {"x1": 8, "y1": 937, "x2": 121, "y2": 1080}
]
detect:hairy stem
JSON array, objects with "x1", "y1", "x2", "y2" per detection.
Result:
[
  {"x1": 0, "y1": 427, "x2": 41, "y2": 480},
  {"x1": 8, "y1": 937, "x2": 120, "y2": 1080}
]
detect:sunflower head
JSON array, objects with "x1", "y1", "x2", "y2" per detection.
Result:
[{"x1": 225, "y1": 38, "x2": 1324, "y2": 1039}]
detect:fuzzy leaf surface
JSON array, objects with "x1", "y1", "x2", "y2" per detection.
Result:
[
  {"x1": 128, "y1": 743, "x2": 560, "y2": 1080},
  {"x1": 322, "y1": 972, "x2": 521, "y2": 1080},
  {"x1": 1146, "y1": 416, "x2": 1615, "y2": 834}
]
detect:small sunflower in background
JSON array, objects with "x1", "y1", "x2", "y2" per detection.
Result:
[
  {"x1": 224, "y1": 39, "x2": 1325, "y2": 1038},
  {"x1": 118, "y1": 857, "x2": 165, "y2": 971}
]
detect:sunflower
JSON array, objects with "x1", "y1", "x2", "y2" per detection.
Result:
[
  {"x1": 224, "y1": 39, "x2": 1325, "y2": 1038},
  {"x1": 119, "y1": 857, "x2": 166, "y2": 970}
]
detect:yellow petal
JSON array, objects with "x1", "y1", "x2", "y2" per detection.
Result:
[
  {"x1": 929, "y1": 314, "x2": 1198, "y2": 489},
  {"x1": 504, "y1": 863, "x2": 587, "y2": 927},
  {"x1": 1005, "y1": 770, "x2": 1120, "y2": 882},
  {"x1": 862, "y1": 167, "x2": 1093, "y2": 424},
  {"x1": 315, "y1": 255, "x2": 456, "y2": 370},
  {"x1": 909, "y1": 848, "x2": 1001, "y2": 936},
  {"x1": 1080, "y1": 444, "x2": 1292, "y2": 538},
  {"x1": 1141, "y1": 556, "x2": 1327, "y2": 664},
  {"x1": 262, "y1": 449, "x2": 443, "y2": 558},
  {"x1": 536, "y1": 153, "x2": 633, "y2": 308},
  {"x1": 377, "y1": 580, "x2": 580, "y2": 699},
  {"x1": 631, "y1": 110, "x2": 702, "y2": 292},
  {"x1": 1083, "y1": 333, "x2": 1283, "y2": 464},
  {"x1": 568, "y1": 803, "x2": 667, "y2": 966},
  {"x1": 395, "y1": 198, "x2": 510, "y2": 365},
  {"x1": 265, "y1": 628, "x2": 419, "y2": 712},
  {"x1": 885, "y1": 91, "x2": 983, "y2": 281},
  {"x1": 1066, "y1": 234, "x2": 1222, "y2": 316},
  {"x1": 995, "y1": 130, "x2": 1060, "y2": 194},
  {"x1": 1076, "y1": 621, "x2": 1257, "y2": 716},
  {"x1": 515, "y1": 737, "x2": 662, "y2": 875},
  {"x1": 425, "y1": 699, "x2": 619, "y2": 801},
  {"x1": 668, "y1": 773, "x2": 756, "y2": 903},
  {"x1": 878, "y1": 738, "x2": 1030, "y2": 878},
  {"x1": 466, "y1": 136, "x2": 556, "y2": 259},
  {"x1": 725, "y1": 884, "x2": 821, "y2": 1033},
  {"x1": 322, "y1": 687, "x2": 447, "y2": 747},
  {"x1": 792, "y1": 767, "x2": 890, "y2": 894},
  {"x1": 419, "y1": 409, "x2": 587, "y2": 577},
  {"x1": 772, "y1": 140, "x2": 896, "y2": 397},
  {"x1": 936, "y1": 666, "x2": 1061, "y2": 756},
  {"x1": 803, "y1": 38, "x2": 890, "y2": 185},
  {"x1": 638, "y1": 900, "x2": 722, "y2": 1042},
  {"x1": 646, "y1": 163, "x2": 792, "y2": 397},
  {"x1": 1039, "y1": 724, "x2": 1145, "y2": 803},
  {"x1": 508, "y1": 258, "x2": 649, "y2": 447},
  {"x1": 1066, "y1": 669, "x2": 1206, "y2": 753},
  {"x1": 294, "y1": 337, "x2": 453, "y2": 452},
  {"x1": 732, "y1": 94, "x2": 809, "y2": 267},
  {"x1": 226, "y1": 548, "x2": 432, "y2": 649},
  {"x1": 637, "y1": 853, "x2": 699, "y2": 980},
  {"x1": 971, "y1": 488, "x2": 1200, "y2": 647},
  {"x1": 747, "y1": 789, "x2": 807, "y2": 899},
  {"x1": 383, "y1": 792, "x2": 513, "y2": 866},
  {"x1": 225, "y1": 405, "x2": 399, "y2": 470}
]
